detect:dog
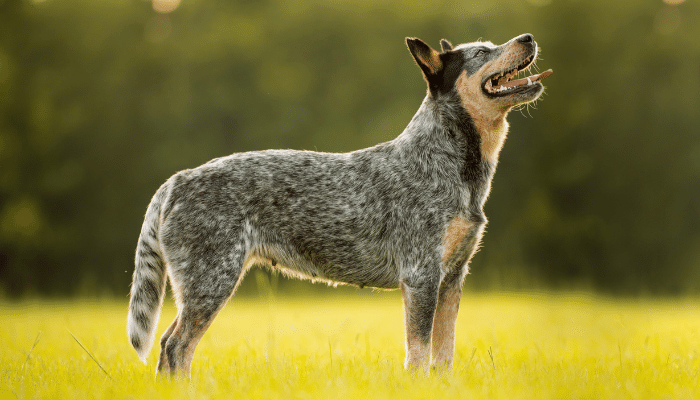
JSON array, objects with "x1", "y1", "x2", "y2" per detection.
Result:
[{"x1": 127, "y1": 33, "x2": 551, "y2": 377}]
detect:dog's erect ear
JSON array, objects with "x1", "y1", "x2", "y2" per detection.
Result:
[
  {"x1": 440, "y1": 39, "x2": 453, "y2": 52},
  {"x1": 406, "y1": 37, "x2": 443, "y2": 79}
]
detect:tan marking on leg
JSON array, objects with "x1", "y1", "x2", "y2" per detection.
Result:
[
  {"x1": 161, "y1": 318, "x2": 186, "y2": 377},
  {"x1": 402, "y1": 284, "x2": 431, "y2": 374},
  {"x1": 405, "y1": 336, "x2": 430, "y2": 373},
  {"x1": 431, "y1": 286, "x2": 461, "y2": 370},
  {"x1": 179, "y1": 308, "x2": 223, "y2": 378},
  {"x1": 441, "y1": 216, "x2": 474, "y2": 264},
  {"x1": 161, "y1": 305, "x2": 226, "y2": 378},
  {"x1": 180, "y1": 323, "x2": 211, "y2": 376},
  {"x1": 156, "y1": 316, "x2": 179, "y2": 375}
]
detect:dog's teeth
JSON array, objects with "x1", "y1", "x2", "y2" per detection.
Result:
[{"x1": 527, "y1": 77, "x2": 532, "y2": 86}]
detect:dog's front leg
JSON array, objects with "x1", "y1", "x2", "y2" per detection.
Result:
[
  {"x1": 401, "y1": 277, "x2": 439, "y2": 374},
  {"x1": 430, "y1": 268, "x2": 464, "y2": 371}
]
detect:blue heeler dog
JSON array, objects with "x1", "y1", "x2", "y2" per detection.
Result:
[{"x1": 128, "y1": 33, "x2": 552, "y2": 376}]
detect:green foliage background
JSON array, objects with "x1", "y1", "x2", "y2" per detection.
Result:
[{"x1": 0, "y1": 0, "x2": 698, "y2": 296}]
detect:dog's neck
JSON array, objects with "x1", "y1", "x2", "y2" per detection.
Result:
[
  {"x1": 393, "y1": 96, "x2": 499, "y2": 213},
  {"x1": 396, "y1": 96, "x2": 508, "y2": 172},
  {"x1": 453, "y1": 71, "x2": 511, "y2": 165},
  {"x1": 472, "y1": 115, "x2": 509, "y2": 165},
  {"x1": 394, "y1": 97, "x2": 439, "y2": 145}
]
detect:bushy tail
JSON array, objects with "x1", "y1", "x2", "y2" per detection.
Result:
[{"x1": 127, "y1": 183, "x2": 169, "y2": 364}]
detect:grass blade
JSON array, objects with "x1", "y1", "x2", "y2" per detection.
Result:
[
  {"x1": 329, "y1": 339, "x2": 333, "y2": 369},
  {"x1": 466, "y1": 347, "x2": 477, "y2": 372},
  {"x1": 22, "y1": 331, "x2": 42, "y2": 369},
  {"x1": 68, "y1": 329, "x2": 111, "y2": 379}
]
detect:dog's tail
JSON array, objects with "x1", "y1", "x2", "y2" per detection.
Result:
[{"x1": 127, "y1": 182, "x2": 169, "y2": 364}]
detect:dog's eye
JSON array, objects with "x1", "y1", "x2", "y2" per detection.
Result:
[{"x1": 475, "y1": 49, "x2": 488, "y2": 57}]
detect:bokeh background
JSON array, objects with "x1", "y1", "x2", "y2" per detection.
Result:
[{"x1": 0, "y1": 0, "x2": 698, "y2": 298}]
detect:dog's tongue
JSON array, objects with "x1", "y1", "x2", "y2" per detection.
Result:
[{"x1": 503, "y1": 69, "x2": 553, "y2": 89}]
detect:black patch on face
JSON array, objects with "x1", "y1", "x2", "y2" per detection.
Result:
[
  {"x1": 434, "y1": 51, "x2": 468, "y2": 94},
  {"x1": 433, "y1": 45, "x2": 503, "y2": 96},
  {"x1": 409, "y1": 37, "x2": 503, "y2": 99}
]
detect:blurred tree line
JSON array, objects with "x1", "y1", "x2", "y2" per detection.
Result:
[{"x1": 0, "y1": 0, "x2": 698, "y2": 297}]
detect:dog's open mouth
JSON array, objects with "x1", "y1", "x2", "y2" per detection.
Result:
[{"x1": 483, "y1": 55, "x2": 553, "y2": 96}]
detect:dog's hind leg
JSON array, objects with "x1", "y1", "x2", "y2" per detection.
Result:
[
  {"x1": 163, "y1": 301, "x2": 226, "y2": 377},
  {"x1": 401, "y1": 273, "x2": 440, "y2": 374},
  {"x1": 160, "y1": 247, "x2": 247, "y2": 377},
  {"x1": 156, "y1": 314, "x2": 179, "y2": 374}
]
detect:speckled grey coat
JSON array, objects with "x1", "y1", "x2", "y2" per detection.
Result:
[{"x1": 128, "y1": 33, "x2": 549, "y2": 376}]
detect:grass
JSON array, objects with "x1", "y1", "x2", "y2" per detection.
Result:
[{"x1": 2, "y1": 291, "x2": 700, "y2": 399}]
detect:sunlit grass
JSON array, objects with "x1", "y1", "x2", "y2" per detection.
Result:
[{"x1": 2, "y1": 291, "x2": 700, "y2": 399}]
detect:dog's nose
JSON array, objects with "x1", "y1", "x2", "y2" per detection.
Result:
[{"x1": 517, "y1": 34, "x2": 534, "y2": 44}]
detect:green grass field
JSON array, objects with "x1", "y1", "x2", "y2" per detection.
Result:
[{"x1": 2, "y1": 291, "x2": 700, "y2": 399}]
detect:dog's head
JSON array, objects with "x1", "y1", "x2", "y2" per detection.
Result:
[{"x1": 406, "y1": 34, "x2": 551, "y2": 112}]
